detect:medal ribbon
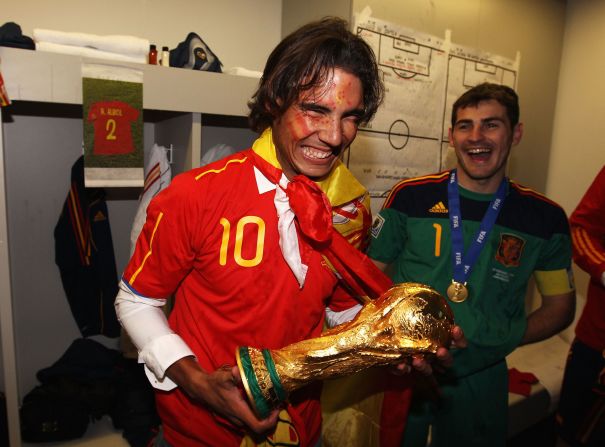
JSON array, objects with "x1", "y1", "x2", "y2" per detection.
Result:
[{"x1": 448, "y1": 169, "x2": 507, "y2": 286}]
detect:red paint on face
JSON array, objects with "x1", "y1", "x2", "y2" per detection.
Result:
[{"x1": 272, "y1": 69, "x2": 364, "y2": 180}]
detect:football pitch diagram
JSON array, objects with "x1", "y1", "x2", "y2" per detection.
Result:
[{"x1": 346, "y1": 14, "x2": 519, "y2": 213}]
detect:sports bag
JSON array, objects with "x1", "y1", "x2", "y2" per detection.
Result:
[{"x1": 169, "y1": 32, "x2": 222, "y2": 72}]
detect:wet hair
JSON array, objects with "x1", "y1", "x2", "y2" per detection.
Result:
[
  {"x1": 451, "y1": 82, "x2": 520, "y2": 129},
  {"x1": 248, "y1": 16, "x2": 384, "y2": 133}
]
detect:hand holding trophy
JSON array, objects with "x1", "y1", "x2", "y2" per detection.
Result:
[{"x1": 236, "y1": 282, "x2": 454, "y2": 418}]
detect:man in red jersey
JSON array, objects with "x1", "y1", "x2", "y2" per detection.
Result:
[
  {"x1": 116, "y1": 17, "x2": 463, "y2": 447},
  {"x1": 557, "y1": 165, "x2": 605, "y2": 446}
]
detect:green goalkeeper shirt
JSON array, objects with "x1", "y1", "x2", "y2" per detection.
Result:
[{"x1": 368, "y1": 170, "x2": 574, "y2": 378}]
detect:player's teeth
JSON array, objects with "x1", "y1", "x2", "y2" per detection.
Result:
[{"x1": 303, "y1": 147, "x2": 331, "y2": 159}]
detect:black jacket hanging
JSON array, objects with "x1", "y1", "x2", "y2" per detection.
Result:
[{"x1": 54, "y1": 156, "x2": 120, "y2": 337}]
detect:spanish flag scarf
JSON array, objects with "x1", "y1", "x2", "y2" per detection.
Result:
[{"x1": 251, "y1": 129, "x2": 392, "y2": 301}]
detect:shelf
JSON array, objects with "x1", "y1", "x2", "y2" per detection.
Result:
[
  {"x1": 0, "y1": 46, "x2": 259, "y2": 116},
  {"x1": 0, "y1": 45, "x2": 259, "y2": 447}
]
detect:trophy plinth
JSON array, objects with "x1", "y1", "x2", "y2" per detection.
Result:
[{"x1": 236, "y1": 282, "x2": 454, "y2": 418}]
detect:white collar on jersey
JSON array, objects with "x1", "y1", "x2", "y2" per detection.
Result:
[
  {"x1": 253, "y1": 166, "x2": 307, "y2": 288},
  {"x1": 253, "y1": 166, "x2": 276, "y2": 194}
]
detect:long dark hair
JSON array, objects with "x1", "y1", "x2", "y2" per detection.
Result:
[{"x1": 248, "y1": 17, "x2": 384, "y2": 133}]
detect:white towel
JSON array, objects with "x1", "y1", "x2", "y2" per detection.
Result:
[
  {"x1": 129, "y1": 144, "x2": 172, "y2": 255},
  {"x1": 224, "y1": 66, "x2": 263, "y2": 79},
  {"x1": 37, "y1": 41, "x2": 147, "y2": 64},
  {"x1": 33, "y1": 28, "x2": 149, "y2": 57}
]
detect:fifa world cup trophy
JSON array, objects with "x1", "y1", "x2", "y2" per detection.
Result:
[{"x1": 236, "y1": 282, "x2": 454, "y2": 418}]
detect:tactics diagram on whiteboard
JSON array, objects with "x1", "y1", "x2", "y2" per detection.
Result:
[{"x1": 347, "y1": 13, "x2": 519, "y2": 213}]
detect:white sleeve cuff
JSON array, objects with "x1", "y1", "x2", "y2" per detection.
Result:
[
  {"x1": 145, "y1": 365, "x2": 177, "y2": 390},
  {"x1": 140, "y1": 333, "x2": 195, "y2": 390},
  {"x1": 115, "y1": 280, "x2": 195, "y2": 390},
  {"x1": 325, "y1": 304, "x2": 362, "y2": 328},
  {"x1": 601, "y1": 271, "x2": 605, "y2": 287},
  {"x1": 139, "y1": 333, "x2": 195, "y2": 378}
]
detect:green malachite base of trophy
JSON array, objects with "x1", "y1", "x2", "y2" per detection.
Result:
[
  {"x1": 236, "y1": 346, "x2": 286, "y2": 419},
  {"x1": 235, "y1": 282, "x2": 454, "y2": 419}
]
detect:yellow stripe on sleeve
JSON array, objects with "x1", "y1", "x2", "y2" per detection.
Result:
[
  {"x1": 573, "y1": 227, "x2": 605, "y2": 264},
  {"x1": 129, "y1": 212, "x2": 164, "y2": 285},
  {"x1": 534, "y1": 268, "x2": 575, "y2": 296},
  {"x1": 195, "y1": 157, "x2": 247, "y2": 180}
]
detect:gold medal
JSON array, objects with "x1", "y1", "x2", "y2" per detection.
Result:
[{"x1": 446, "y1": 280, "x2": 468, "y2": 303}]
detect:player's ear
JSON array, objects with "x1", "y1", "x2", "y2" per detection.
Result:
[
  {"x1": 512, "y1": 122, "x2": 523, "y2": 146},
  {"x1": 267, "y1": 98, "x2": 283, "y2": 125}
]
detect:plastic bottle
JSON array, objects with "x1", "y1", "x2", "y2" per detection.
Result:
[
  {"x1": 161, "y1": 46, "x2": 170, "y2": 67},
  {"x1": 148, "y1": 44, "x2": 158, "y2": 65}
]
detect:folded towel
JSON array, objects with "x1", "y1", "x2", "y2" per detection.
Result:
[
  {"x1": 82, "y1": 63, "x2": 143, "y2": 83},
  {"x1": 33, "y1": 28, "x2": 148, "y2": 57},
  {"x1": 36, "y1": 41, "x2": 147, "y2": 64},
  {"x1": 224, "y1": 66, "x2": 263, "y2": 79},
  {"x1": 508, "y1": 367, "x2": 539, "y2": 397}
]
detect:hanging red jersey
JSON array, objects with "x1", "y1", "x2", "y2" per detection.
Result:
[{"x1": 87, "y1": 100, "x2": 139, "y2": 155}]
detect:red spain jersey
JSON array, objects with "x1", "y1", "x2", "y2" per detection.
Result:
[
  {"x1": 87, "y1": 100, "x2": 139, "y2": 155},
  {"x1": 571, "y1": 165, "x2": 605, "y2": 351},
  {"x1": 124, "y1": 150, "x2": 342, "y2": 446}
]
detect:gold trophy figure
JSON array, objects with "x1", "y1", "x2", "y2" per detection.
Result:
[{"x1": 236, "y1": 282, "x2": 454, "y2": 418}]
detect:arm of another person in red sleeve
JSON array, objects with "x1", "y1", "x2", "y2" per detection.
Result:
[{"x1": 570, "y1": 165, "x2": 605, "y2": 282}]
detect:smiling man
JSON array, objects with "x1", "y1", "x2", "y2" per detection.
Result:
[
  {"x1": 368, "y1": 83, "x2": 576, "y2": 447},
  {"x1": 112, "y1": 17, "x2": 460, "y2": 447},
  {"x1": 269, "y1": 68, "x2": 364, "y2": 180}
]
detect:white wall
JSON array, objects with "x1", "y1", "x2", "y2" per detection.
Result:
[
  {"x1": 547, "y1": 0, "x2": 605, "y2": 212},
  {"x1": 352, "y1": 0, "x2": 567, "y2": 194},
  {"x1": 547, "y1": 0, "x2": 605, "y2": 338},
  {"x1": 3, "y1": 0, "x2": 282, "y2": 71},
  {"x1": 281, "y1": 0, "x2": 352, "y2": 36}
]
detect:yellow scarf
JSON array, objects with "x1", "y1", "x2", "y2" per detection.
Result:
[{"x1": 252, "y1": 128, "x2": 367, "y2": 208}]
